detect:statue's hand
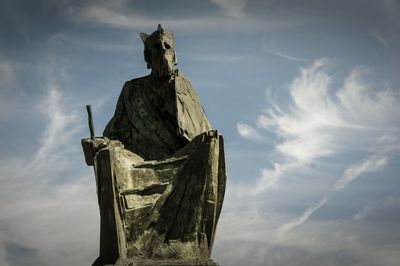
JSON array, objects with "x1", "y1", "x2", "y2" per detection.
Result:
[
  {"x1": 81, "y1": 137, "x2": 110, "y2": 166},
  {"x1": 91, "y1": 137, "x2": 110, "y2": 151},
  {"x1": 82, "y1": 137, "x2": 124, "y2": 166}
]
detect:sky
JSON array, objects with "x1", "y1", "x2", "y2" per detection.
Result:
[{"x1": 0, "y1": 0, "x2": 400, "y2": 265}]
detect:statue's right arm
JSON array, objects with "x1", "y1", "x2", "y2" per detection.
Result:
[
  {"x1": 103, "y1": 81, "x2": 130, "y2": 138},
  {"x1": 83, "y1": 81, "x2": 130, "y2": 166}
]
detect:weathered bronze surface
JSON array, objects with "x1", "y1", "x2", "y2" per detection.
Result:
[{"x1": 82, "y1": 25, "x2": 226, "y2": 266}]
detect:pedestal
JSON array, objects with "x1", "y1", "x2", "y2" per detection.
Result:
[{"x1": 103, "y1": 258, "x2": 219, "y2": 266}]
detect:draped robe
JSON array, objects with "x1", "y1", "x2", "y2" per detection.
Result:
[{"x1": 84, "y1": 70, "x2": 226, "y2": 265}]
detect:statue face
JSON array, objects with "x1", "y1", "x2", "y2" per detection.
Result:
[{"x1": 140, "y1": 25, "x2": 177, "y2": 79}]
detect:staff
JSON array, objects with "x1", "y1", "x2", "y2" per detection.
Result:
[{"x1": 86, "y1": 105, "x2": 95, "y2": 140}]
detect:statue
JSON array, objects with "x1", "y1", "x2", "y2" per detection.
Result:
[{"x1": 82, "y1": 25, "x2": 226, "y2": 266}]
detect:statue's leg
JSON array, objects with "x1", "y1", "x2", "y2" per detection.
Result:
[{"x1": 144, "y1": 131, "x2": 226, "y2": 260}]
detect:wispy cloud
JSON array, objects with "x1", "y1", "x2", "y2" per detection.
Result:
[
  {"x1": 262, "y1": 40, "x2": 310, "y2": 63},
  {"x1": 69, "y1": 4, "x2": 154, "y2": 29},
  {"x1": 239, "y1": 58, "x2": 400, "y2": 192},
  {"x1": 69, "y1": 4, "x2": 229, "y2": 31},
  {"x1": 236, "y1": 58, "x2": 400, "y2": 236},
  {"x1": 67, "y1": 1, "x2": 296, "y2": 33},
  {"x1": 278, "y1": 155, "x2": 388, "y2": 235},
  {"x1": 252, "y1": 162, "x2": 297, "y2": 193},
  {"x1": 269, "y1": 50, "x2": 309, "y2": 63},
  {"x1": 278, "y1": 195, "x2": 329, "y2": 237},
  {"x1": 333, "y1": 156, "x2": 388, "y2": 191},
  {"x1": 210, "y1": 0, "x2": 248, "y2": 18},
  {"x1": 27, "y1": 88, "x2": 82, "y2": 173},
  {"x1": 237, "y1": 122, "x2": 264, "y2": 142},
  {"x1": 0, "y1": 83, "x2": 98, "y2": 266},
  {"x1": 215, "y1": 182, "x2": 398, "y2": 266},
  {"x1": 371, "y1": 30, "x2": 390, "y2": 48},
  {"x1": 354, "y1": 196, "x2": 400, "y2": 221}
]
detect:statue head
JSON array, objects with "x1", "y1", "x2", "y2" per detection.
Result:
[{"x1": 140, "y1": 24, "x2": 177, "y2": 79}]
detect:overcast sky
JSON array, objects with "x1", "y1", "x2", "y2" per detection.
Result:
[{"x1": 1, "y1": 1, "x2": 400, "y2": 266}]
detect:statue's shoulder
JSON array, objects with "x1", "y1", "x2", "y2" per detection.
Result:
[
  {"x1": 124, "y1": 75, "x2": 151, "y2": 88},
  {"x1": 120, "y1": 75, "x2": 151, "y2": 98}
]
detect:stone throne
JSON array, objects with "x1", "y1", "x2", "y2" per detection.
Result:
[{"x1": 82, "y1": 25, "x2": 226, "y2": 266}]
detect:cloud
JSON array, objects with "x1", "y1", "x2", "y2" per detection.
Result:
[
  {"x1": 333, "y1": 156, "x2": 388, "y2": 191},
  {"x1": 269, "y1": 50, "x2": 309, "y2": 63},
  {"x1": 258, "y1": 58, "x2": 340, "y2": 162},
  {"x1": 261, "y1": 40, "x2": 310, "y2": 63},
  {"x1": 240, "y1": 58, "x2": 400, "y2": 191},
  {"x1": 0, "y1": 85, "x2": 99, "y2": 266},
  {"x1": 69, "y1": 4, "x2": 224, "y2": 31},
  {"x1": 252, "y1": 162, "x2": 297, "y2": 194},
  {"x1": 67, "y1": 0, "x2": 296, "y2": 33},
  {"x1": 210, "y1": 0, "x2": 248, "y2": 18},
  {"x1": 27, "y1": 88, "x2": 82, "y2": 172},
  {"x1": 371, "y1": 30, "x2": 390, "y2": 48},
  {"x1": 278, "y1": 155, "x2": 388, "y2": 235},
  {"x1": 69, "y1": 3, "x2": 154, "y2": 29},
  {"x1": 354, "y1": 196, "x2": 400, "y2": 221},
  {"x1": 237, "y1": 122, "x2": 264, "y2": 142},
  {"x1": 214, "y1": 184, "x2": 394, "y2": 266},
  {"x1": 235, "y1": 58, "x2": 400, "y2": 239},
  {"x1": 277, "y1": 194, "x2": 329, "y2": 236}
]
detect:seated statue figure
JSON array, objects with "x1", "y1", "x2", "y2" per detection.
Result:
[{"x1": 82, "y1": 25, "x2": 226, "y2": 266}]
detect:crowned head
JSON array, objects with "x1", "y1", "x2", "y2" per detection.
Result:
[{"x1": 140, "y1": 24, "x2": 177, "y2": 79}]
